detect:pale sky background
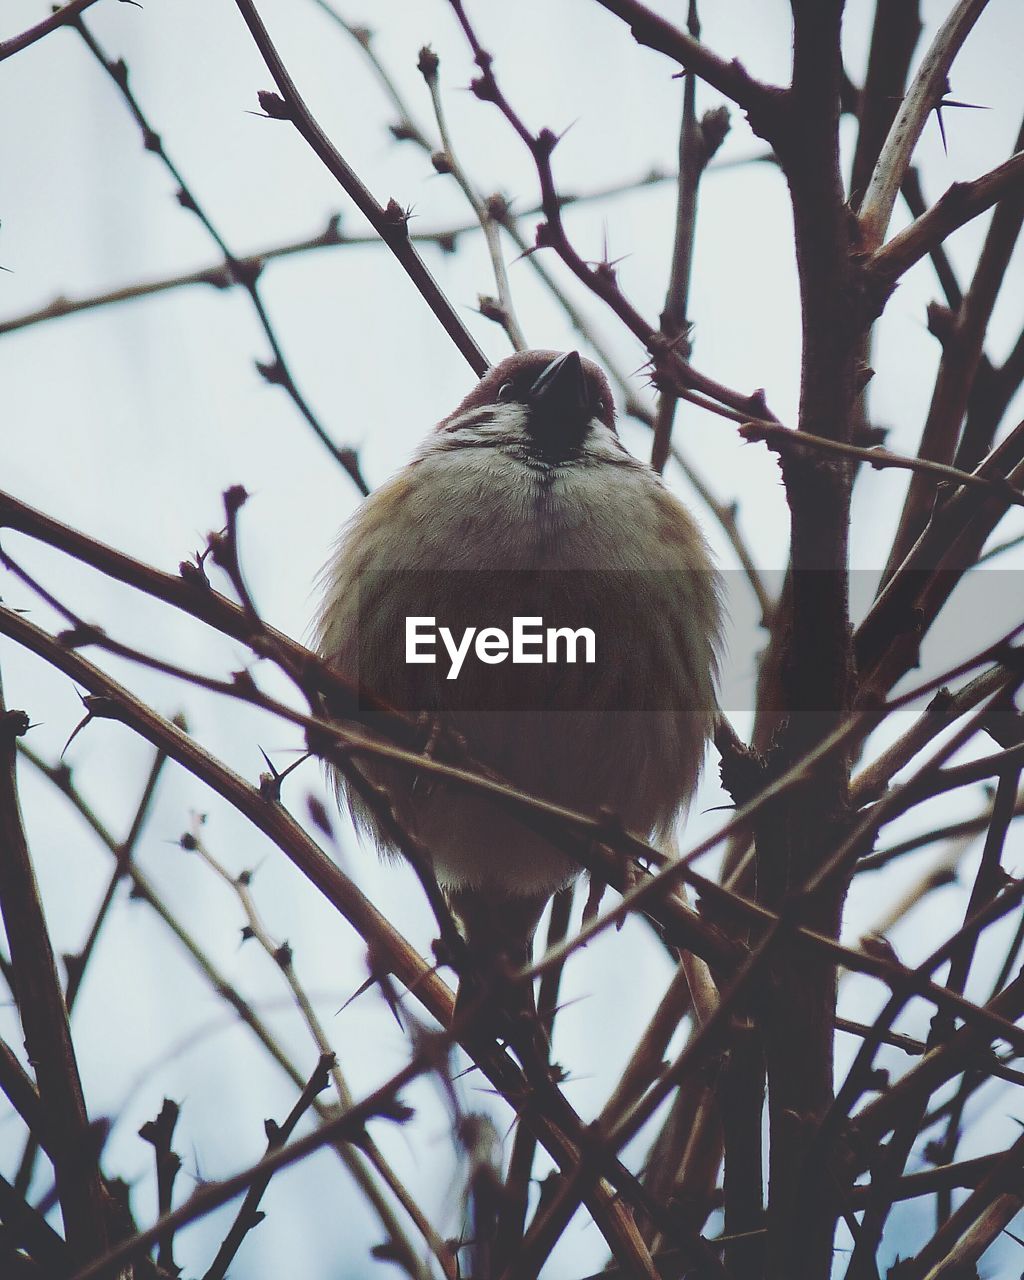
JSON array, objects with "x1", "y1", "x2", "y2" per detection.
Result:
[{"x1": 1, "y1": 1, "x2": 1022, "y2": 1276}]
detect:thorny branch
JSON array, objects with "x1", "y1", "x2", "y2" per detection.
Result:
[
  {"x1": 70, "y1": 14, "x2": 370, "y2": 492},
  {"x1": 231, "y1": 0, "x2": 489, "y2": 377}
]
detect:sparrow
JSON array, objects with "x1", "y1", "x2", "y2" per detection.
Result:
[{"x1": 313, "y1": 350, "x2": 722, "y2": 1000}]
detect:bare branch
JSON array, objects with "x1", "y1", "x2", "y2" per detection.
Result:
[
  {"x1": 419, "y1": 47, "x2": 527, "y2": 351},
  {"x1": 592, "y1": 0, "x2": 784, "y2": 133},
  {"x1": 72, "y1": 17, "x2": 369, "y2": 492},
  {"x1": 740, "y1": 417, "x2": 1024, "y2": 507},
  {"x1": 849, "y1": 0, "x2": 923, "y2": 209},
  {"x1": 0, "y1": 695, "x2": 109, "y2": 1265},
  {"x1": 202, "y1": 1054, "x2": 335, "y2": 1280},
  {"x1": 231, "y1": 0, "x2": 489, "y2": 376},
  {"x1": 901, "y1": 166, "x2": 964, "y2": 307},
  {"x1": 858, "y1": 0, "x2": 992, "y2": 250},
  {"x1": 447, "y1": 0, "x2": 774, "y2": 424},
  {"x1": 0, "y1": 168, "x2": 682, "y2": 338},
  {"x1": 186, "y1": 824, "x2": 449, "y2": 1279},
  {"x1": 872, "y1": 151, "x2": 1024, "y2": 283},
  {"x1": 70, "y1": 1050, "x2": 433, "y2": 1280},
  {"x1": 17, "y1": 744, "x2": 440, "y2": 1279},
  {"x1": 0, "y1": 0, "x2": 104, "y2": 63},
  {"x1": 651, "y1": 1, "x2": 730, "y2": 473},
  {"x1": 138, "y1": 1100, "x2": 182, "y2": 1276}
]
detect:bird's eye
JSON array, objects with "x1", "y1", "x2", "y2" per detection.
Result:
[
  {"x1": 497, "y1": 381, "x2": 514, "y2": 401},
  {"x1": 596, "y1": 398, "x2": 607, "y2": 414}
]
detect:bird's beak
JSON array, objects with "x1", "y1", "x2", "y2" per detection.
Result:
[
  {"x1": 529, "y1": 351, "x2": 589, "y2": 417},
  {"x1": 526, "y1": 352, "x2": 592, "y2": 454}
]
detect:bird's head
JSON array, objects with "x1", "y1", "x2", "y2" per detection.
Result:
[{"x1": 437, "y1": 350, "x2": 617, "y2": 462}]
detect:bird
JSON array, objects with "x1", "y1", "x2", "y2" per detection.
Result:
[{"x1": 313, "y1": 349, "x2": 722, "y2": 1017}]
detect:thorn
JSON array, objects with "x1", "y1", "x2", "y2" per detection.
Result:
[
  {"x1": 337, "y1": 973, "x2": 377, "y2": 1015},
  {"x1": 936, "y1": 106, "x2": 948, "y2": 156},
  {"x1": 61, "y1": 702, "x2": 95, "y2": 758}
]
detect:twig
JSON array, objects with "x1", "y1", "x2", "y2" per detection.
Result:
[
  {"x1": 0, "y1": 693, "x2": 109, "y2": 1266},
  {"x1": 856, "y1": 417, "x2": 1024, "y2": 695},
  {"x1": 857, "y1": 791, "x2": 1024, "y2": 873},
  {"x1": 923, "y1": 1193, "x2": 1024, "y2": 1278},
  {"x1": 505, "y1": 225, "x2": 775, "y2": 618},
  {"x1": 0, "y1": 1037, "x2": 50, "y2": 1157},
  {"x1": 650, "y1": 0, "x2": 730, "y2": 473},
  {"x1": 184, "y1": 823, "x2": 449, "y2": 1278},
  {"x1": 231, "y1": 0, "x2": 488, "y2": 377},
  {"x1": 447, "y1": 0, "x2": 775, "y2": 425},
  {"x1": 858, "y1": 0, "x2": 992, "y2": 250},
  {"x1": 901, "y1": 166, "x2": 963, "y2": 309},
  {"x1": 69, "y1": 1048, "x2": 433, "y2": 1280},
  {"x1": 0, "y1": 485, "x2": 439, "y2": 757},
  {"x1": 976, "y1": 528, "x2": 1024, "y2": 565},
  {"x1": 803, "y1": 665, "x2": 1024, "y2": 901},
  {"x1": 928, "y1": 765, "x2": 1022, "y2": 1221},
  {"x1": 739, "y1": 418, "x2": 1024, "y2": 506},
  {"x1": 943, "y1": 765, "x2": 1022, "y2": 1001},
  {"x1": 860, "y1": 836, "x2": 970, "y2": 942},
  {"x1": 65, "y1": 744, "x2": 167, "y2": 1009},
  {"x1": 849, "y1": 1, "x2": 923, "y2": 209},
  {"x1": 0, "y1": 0, "x2": 104, "y2": 63},
  {"x1": 188, "y1": 825, "x2": 351, "y2": 1091},
  {"x1": 591, "y1": 0, "x2": 784, "y2": 133},
  {"x1": 11, "y1": 737, "x2": 166, "y2": 1201},
  {"x1": 837, "y1": 911, "x2": 1024, "y2": 1159},
  {"x1": 508, "y1": 930, "x2": 778, "y2": 1280},
  {"x1": 0, "y1": 167, "x2": 680, "y2": 337},
  {"x1": 955, "y1": 319, "x2": 1024, "y2": 470},
  {"x1": 16, "y1": 745, "x2": 313, "y2": 1089},
  {"x1": 0, "y1": 1171, "x2": 71, "y2": 1275},
  {"x1": 493, "y1": 887, "x2": 573, "y2": 1270},
  {"x1": 71, "y1": 16, "x2": 369, "y2": 492},
  {"x1": 0, "y1": 606, "x2": 689, "y2": 1268},
  {"x1": 906, "y1": 1130, "x2": 1024, "y2": 1279},
  {"x1": 419, "y1": 47, "x2": 526, "y2": 351},
  {"x1": 202, "y1": 1054, "x2": 334, "y2": 1280},
  {"x1": 851, "y1": 666, "x2": 1009, "y2": 807},
  {"x1": 235, "y1": 9, "x2": 775, "y2": 629},
  {"x1": 0, "y1": 606, "x2": 455, "y2": 1018},
  {"x1": 138, "y1": 1100, "x2": 182, "y2": 1276},
  {"x1": 16, "y1": 744, "x2": 443, "y2": 1280},
  {"x1": 880, "y1": 115, "x2": 1024, "y2": 586},
  {"x1": 871, "y1": 151, "x2": 1024, "y2": 283},
  {"x1": 846, "y1": 1155, "x2": 996, "y2": 1208}
]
